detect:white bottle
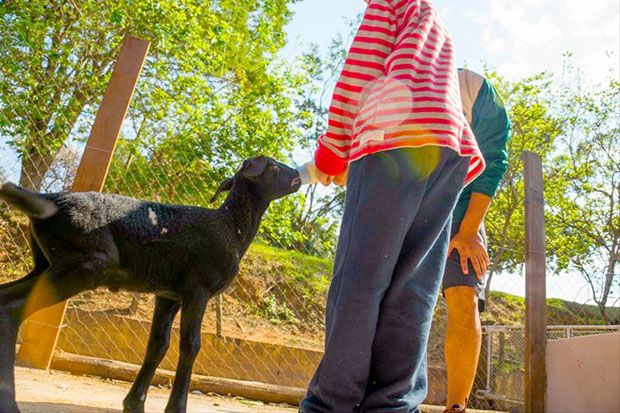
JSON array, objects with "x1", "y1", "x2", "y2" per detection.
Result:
[{"x1": 296, "y1": 161, "x2": 319, "y2": 185}]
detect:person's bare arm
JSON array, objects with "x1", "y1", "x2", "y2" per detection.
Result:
[{"x1": 448, "y1": 192, "x2": 492, "y2": 279}]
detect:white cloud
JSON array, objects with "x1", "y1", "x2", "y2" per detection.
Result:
[
  {"x1": 497, "y1": 56, "x2": 534, "y2": 80},
  {"x1": 485, "y1": 37, "x2": 505, "y2": 55},
  {"x1": 488, "y1": 2, "x2": 526, "y2": 27},
  {"x1": 509, "y1": 16, "x2": 563, "y2": 49},
  {"x1": 520, "y1": 0, "x2": 545, "y2": 8},
  {"x1": 475, "y1": 0, "x2": 619, "y2": 82},
  {"x1": 481, "y1": 26, "x2": 505, "y2": 55},
  {"x1": 565, "y1": 0, "x2": 609, "y2": 23},
  {"x1": 464, "y1": 8, "x2": 489, "y2": 25},
  {"x1": 286, "y1": 0, "x2": 620, "y2": 85}
]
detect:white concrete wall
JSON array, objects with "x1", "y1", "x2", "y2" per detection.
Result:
[{"x1": 546, "y1": 332, "x2": 620, "y2": 413}]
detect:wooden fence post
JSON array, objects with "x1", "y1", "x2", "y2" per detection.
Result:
[
  {"x1": 523, "y1": 151, "x2": 547, "y2": 413},
  {"x1": 16, "y1": 35, "x2": 150, "y2": 369}
]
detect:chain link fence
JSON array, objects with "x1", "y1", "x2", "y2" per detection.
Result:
[
  {"x1": 1, "y1": 3, "x2": 618, "y2": 411},
  {"x1": 0, "y1": 1, "x2": 330, "y2": 393},
  {"x1": 472, "y1": 325, "x2": 620, "y2": 412}
]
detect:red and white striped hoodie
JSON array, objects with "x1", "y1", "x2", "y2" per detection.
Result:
[{"x1": 314, "y1": 0, "x2": 485, "y2": 185}]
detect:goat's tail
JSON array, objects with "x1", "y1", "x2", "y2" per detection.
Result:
[{"x1": 0, "y1": 183, "x2": 59, "y2": 219}]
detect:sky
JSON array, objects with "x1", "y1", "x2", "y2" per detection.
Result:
[{"x1": 281, "y1": 0, "x2": 620, "y2": 84}]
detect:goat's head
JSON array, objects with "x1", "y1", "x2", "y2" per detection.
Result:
[{"x1": 210, "y1": 156, "x2": 301, "y2": 203}]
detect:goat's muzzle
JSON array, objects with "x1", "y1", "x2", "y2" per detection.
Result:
[{"x1": 291, "y1": 170, "x2": 302, "y2": 192}]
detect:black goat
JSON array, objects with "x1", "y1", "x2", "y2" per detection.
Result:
[{"x1": 0, "y1": 156, "x2": 302, "y2": 413}]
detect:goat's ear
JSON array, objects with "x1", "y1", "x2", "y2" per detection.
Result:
[
  {"x1": 210, "y1": 178, "x2": 234, "y2": 203},
  {"x1": 243, "y1": 157, "x2": 268, "y2": 179}
]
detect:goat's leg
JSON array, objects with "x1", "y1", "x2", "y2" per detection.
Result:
[
  {"x1": 123, "y1": 296, "x2": 181, "y2": 413},
  {"x1": 164, "y1": 293, "x2": 209, "y2": 413},
  {"x1": 0, "y1": 276, "x2": 43, "y2": 412},
  {"x1": 0, "y1": 311, "x2": 20, "y2": 413},
  {"x1": 0, "y1": 263, "x2": 101, "y2": 412}
]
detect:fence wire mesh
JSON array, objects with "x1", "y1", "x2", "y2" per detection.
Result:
[
  {"x1": 1, "y1": 2, "x2": 618, "y2": 411},
  {"x1": 0, "y1": 1, "x2": 330, "y2": 391},
  {"x1": 472, "y1": 325, "x2": 620, "y2": 412}
]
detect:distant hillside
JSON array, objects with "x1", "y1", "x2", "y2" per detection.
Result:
[
  {"x1": 477, "y1": 292, "x2": 620, "y2": 326},
  {"x1": 232, "y1": 243, "x2": 620, "y2": 338}
]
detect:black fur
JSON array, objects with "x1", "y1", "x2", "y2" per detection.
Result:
[
  {"x1": 0, "y1": 156, "x2": 302, "y2": 413},
  {"x1": 0, "y1": 183, "x2": 58, "y2": 219}
]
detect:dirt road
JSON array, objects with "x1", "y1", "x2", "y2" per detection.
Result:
[
  {"x1": 14, "y1": 366, "x2": 503, "y2": 413},
  {"x1": 15, "y1": 367, "x2": 297, "y2": 413}
]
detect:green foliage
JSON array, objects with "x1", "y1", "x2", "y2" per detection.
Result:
[
  {"x1": 475, "y1": 68, "x2": 618, "y2": 323},
  {"x1": 0, "y1": 0, "x2": 302, "y2": 192},
  {"x1": 257, "y1": 295, "x2": 299, "y2": 325},
  {"x1": 260, "y1": 195, "x2": 310, "y2": 249},
  {"x1": 259, "y1": 191, "x2": 340, "y2": 257},
  {"x1": 237, "y1": 242, "x2": 332, "y2": 332},
  {"x1": 255, "y1": 24, "x2": 355, "y2": 257},
  {"x1": 248, "y1": 242, "x2": 333, "y2": 299},
  {"x1": 483, "y1": 72, "x2": 563, "y2": 289},
  {"x1": 545, "y1": 73, "x2": 619, "y2": 320}
]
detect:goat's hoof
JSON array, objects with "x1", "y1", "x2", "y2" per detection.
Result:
[
  {"x1": 122, "y1": 399, "x2": 145, "y2": 413},
  {"x1": 164, "y1": 403, "x2": 186, "y2": 413},
  {"x1": 0, "y1": 400, "x2": 20, "y2": 413}
]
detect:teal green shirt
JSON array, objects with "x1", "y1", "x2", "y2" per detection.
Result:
[{"x1": 453, "y1": 70, "x2": 510, "y2": 224}]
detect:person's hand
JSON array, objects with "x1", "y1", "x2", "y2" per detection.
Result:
[
  {"x1": 315, "y1": 169, "x2": 334, "y2": 186},
  {"x1": 332, "y1": 164, "x2": 349, "y2": 186},
  {"x1": 448, "y1": 230, "x2": 489, "y2": 280},
  {"x1": 315, "y1": 164, "x2": 349, "y2": 186}
]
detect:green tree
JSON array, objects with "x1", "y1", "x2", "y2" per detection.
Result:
[
  {"x1": 41, "y1": 145, "x2": 80, "y2": 192},
  {"x1": 483, "y1": 67, "x2": 619, "y2": 322},
  {"x1": 483, "y1": 72, "x2": 563, "y2": 297},
  {"x1": 259, "y1": 193, "x2": 340, "y2": 257},
  {"x1": 0, "y1": 0, "x2": 301, "y2": 192},
  {"x1": 546, "y1": 78, "x2": 620, "y2": 321},
  {"x1": 257, "y1": 25, "x2": 354, "y2": 256}
]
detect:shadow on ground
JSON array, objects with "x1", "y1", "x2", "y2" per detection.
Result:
[{"x1": 18, "y1": 401, "x2": 119, "y2": 413}]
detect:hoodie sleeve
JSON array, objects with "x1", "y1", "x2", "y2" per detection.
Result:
[{"x1": 469, "y1": 79, "x2": 510, "y2": 198}]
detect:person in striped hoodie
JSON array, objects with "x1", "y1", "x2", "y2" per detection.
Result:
[
  {"x1": 441, "y1": 68, "x2": 510, "y2": 413},
  {"x1": 301, "y1": 1, "x2": 485, "y2": 412}
]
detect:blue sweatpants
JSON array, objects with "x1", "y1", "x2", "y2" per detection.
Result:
[{"x1": 302, "y1": 147, "x2": 469, "y2": 413}]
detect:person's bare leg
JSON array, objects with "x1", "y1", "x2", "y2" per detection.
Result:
[{"x1": 444, "y1": 286, "x2": 481, "y2": 409}]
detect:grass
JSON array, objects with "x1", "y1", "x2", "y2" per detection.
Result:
[
  {"x1": 243, "y1": 243, "x2": 618, "y2": 328},
  {"x1": 248, "y1": 242, "x2": 332, "y2": 295},
  {"x1": 235, "y1": 242, "x2": 332, "y2": 329}
]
